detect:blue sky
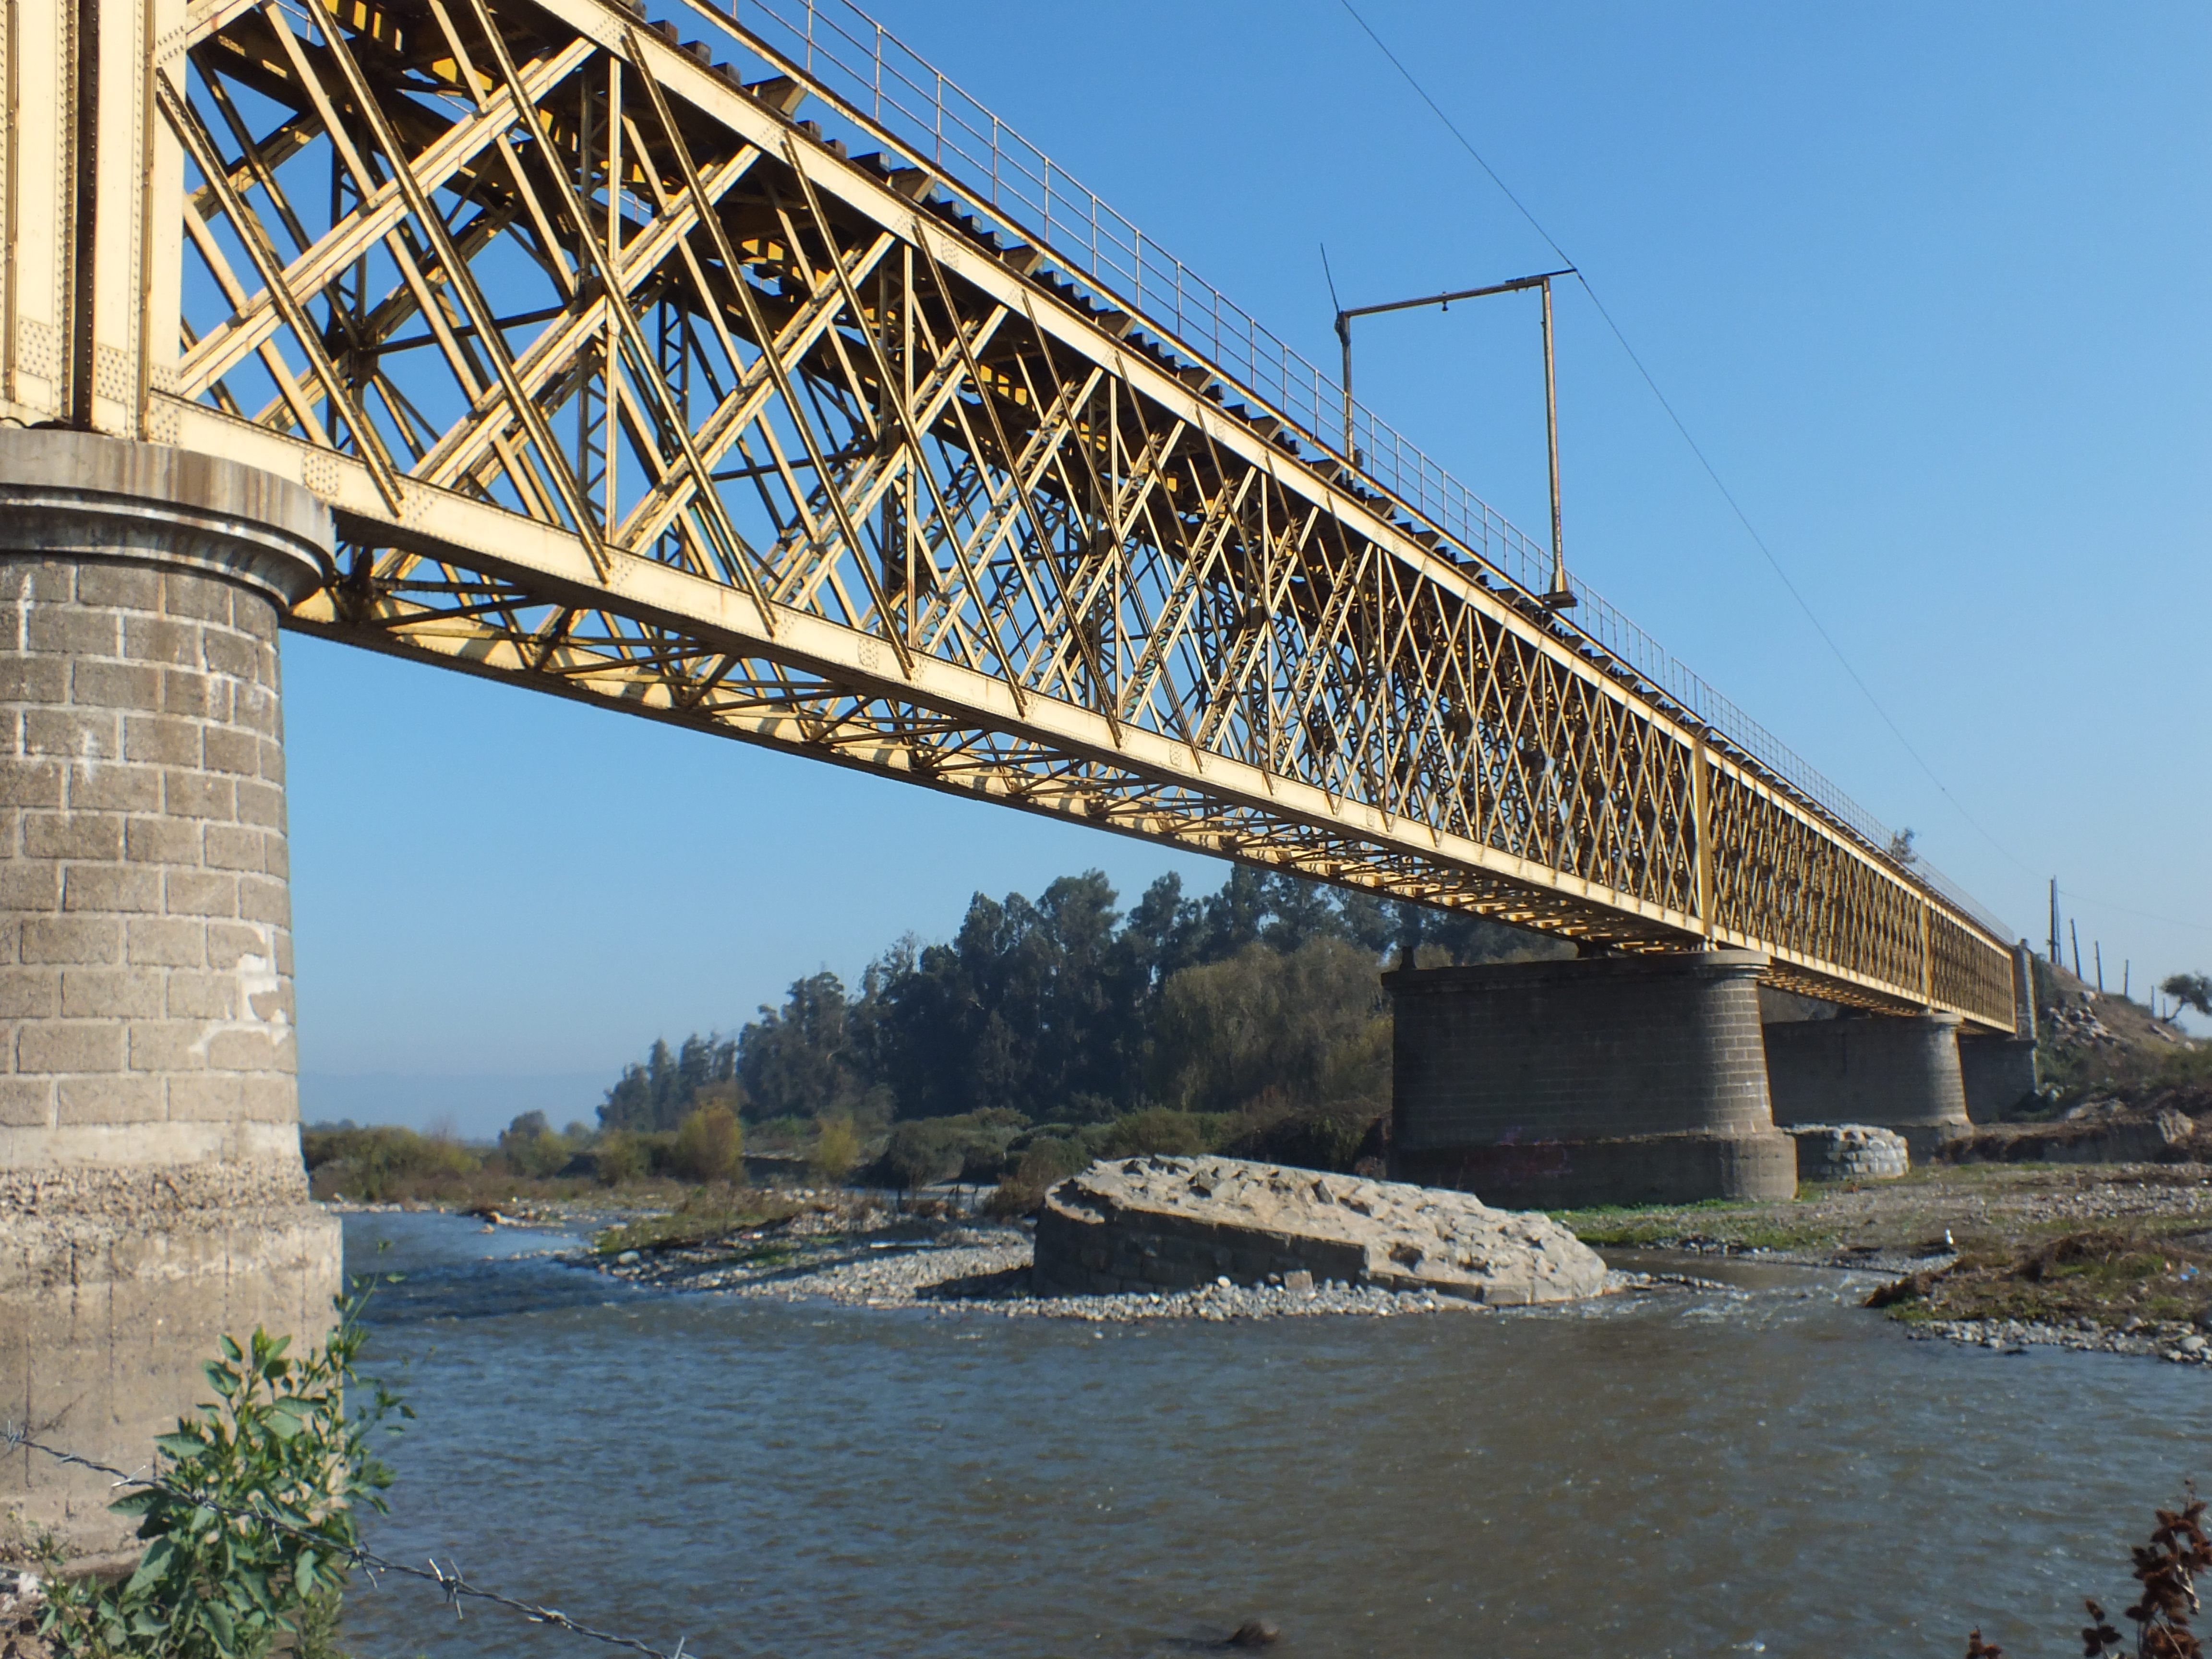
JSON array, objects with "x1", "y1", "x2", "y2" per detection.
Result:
[{"x1": 287, "y1": 1, "x2": 2211, "y2": 1134}]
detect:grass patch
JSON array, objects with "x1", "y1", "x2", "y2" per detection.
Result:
[
  {"x1": 1874, "y1": 1226, "x2": 2212, "y2": 1327},
  {"x1": 593, "y1": 1194, "x2": 804, "y2": 1255},
  {"x1": 1549, "y1": 1198, "x2": 1839, "y2": 1254}
]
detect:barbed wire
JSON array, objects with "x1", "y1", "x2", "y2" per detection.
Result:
[{"x1": 1, "y1": 1426, "x2": 696, "y2": 1659}]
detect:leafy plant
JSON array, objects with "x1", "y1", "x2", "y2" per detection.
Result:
[
  {"x1": 2081, "y1": 1492, "x2": 2211, "y2": 1659},
  {"x1": 1964, "y1": 1491, "x2": 2212, "y2": 1659},
  {"x1": 36, "y1": 1287, "x2": 406, "y2": 1659}
]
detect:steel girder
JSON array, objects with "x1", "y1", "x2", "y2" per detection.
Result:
[{"x1": 0, "y1": 0, "x2": 2020, "y2": 1029}]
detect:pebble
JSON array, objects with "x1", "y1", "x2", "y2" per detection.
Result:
[
  {"x1": 576, "y1": 1223, "x2": 1686, "y2": 1322},
  {"x1": 1907, "y1": 1315, "x2": 2212, "y2": 1364}
]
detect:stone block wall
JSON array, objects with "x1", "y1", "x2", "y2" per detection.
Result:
[
  {"x1": 1034, "y1": 1200, "x2": 1372, "y2": 1296},
  {"x1": 1763, "y1": 1014, "x2": 1971, "y2": 1159},
  {"x1": 0, "y1": 560, "x2": 299, "y2": 1154},
  {"x1": 1385, "y1": 950, "x2": 1795, "y2": 1207},
  {"x1": 1959, "y1": 1035, "x2": 2039, "y2": 1123}
]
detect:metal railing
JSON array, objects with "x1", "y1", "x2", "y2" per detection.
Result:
[{"x1": 684, "y1": 0, "x2": 2010, "y2": 943}]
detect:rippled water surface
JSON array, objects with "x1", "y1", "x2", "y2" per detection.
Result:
[{"x1": 338, "y1": 1212, "x2": 2212, "y2": 1659}]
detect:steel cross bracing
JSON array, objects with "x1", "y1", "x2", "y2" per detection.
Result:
[{"x1": 1, "y1": 0, "x2": 2020, "y2": 1029}]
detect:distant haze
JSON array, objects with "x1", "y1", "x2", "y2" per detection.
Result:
[{"x1": 298, "y1": 1072, "x2": 609, "y2": 1142}]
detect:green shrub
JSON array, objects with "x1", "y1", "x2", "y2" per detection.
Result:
[
  {"x1": 1220, "y1": 1106, "x2": 1382, "y2": 1173},
  {"x1": 496, "y1": 1111, "x2": 573, "y2": 1179},
  {"x1": 810, "y1": 1116, "x2": 860, "y2": 1184},
  {"x1": 36, "y1": 1288, "x2": 404, "y2": 1659},
  {"x1": 299, "y1": 1124, "x2": 479, "y2": 1202},
  {"x1": 1101, "y1": 1107, "x2": 1220, "y2": 1157},
  {"x1": 879, "y1": 1120, "x2": 957, "y2": 1191},
  {"x1": 672, "y1": 1104, "x2": 744, "y2": 1184},
  {"x1": 591, "y1": 1130, "x2": 647, "y2": 1187}
]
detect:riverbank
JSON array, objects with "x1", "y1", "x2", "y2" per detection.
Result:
[
  {"x1": 1562, "y1": 1159, "x2": 2212, "y2": 1352},
  {"x1": 570, "y1": 1214, "x2": 1731, "y2": 1320},
  {"x1": 1555, "y1": 1160, "x2": 2212, "y2": 1268},
  {"x1": 385, "y1": 1158, "x2": 2212, "y2": 1354}
]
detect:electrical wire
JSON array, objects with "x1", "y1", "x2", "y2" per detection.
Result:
[
  {"x1": 2059, "y1": 888, "x2": 2212, "y2": 938},
  {"x1": 1331, "y1": 0, "x2": 2038, "y2": 879}
]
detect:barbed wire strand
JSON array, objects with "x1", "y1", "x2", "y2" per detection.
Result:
[{"x1": 2, "y1": 1427, "x2": 695, "y2": 1659}]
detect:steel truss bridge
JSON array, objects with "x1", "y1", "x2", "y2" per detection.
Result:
[{"x1": 2, "y1": 0, "x2": 2018, "y2": 1028}]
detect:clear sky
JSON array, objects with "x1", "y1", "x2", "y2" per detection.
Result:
[{"x1": 286, "y1": 1, "x2": 2211, "y2": 1135}]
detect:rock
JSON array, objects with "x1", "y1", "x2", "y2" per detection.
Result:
[
  {"x1": 2183, "y1": 1335, "x2": 2208, "y2": 1355},
  {"x1": 1786, "y1": 1124, "x2": 1909, "y2": 1182},
  {"x1": 1034, "y1": 1155, "x2": 1609, "y2": 1304},
  {"x1": 1228, "y1": 1620, "x2": 1280, "y2": 1648},
  {"x1": 1283, "y1": 1269, "x2": 1314, "y2": 1296},
  {"x1": 615, "y1": 1250, "x2": 641, "y2": 1266}
]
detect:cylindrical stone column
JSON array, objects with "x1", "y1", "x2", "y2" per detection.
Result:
[
  {"x1": 0, "y1": 432, "x2": 337, "y2": 1565},
  {"x1": 1385, "y1": 949, "x2": 1796, "y2": 1209},
  {"x1": 1762, "y1": 1012, "x2": 1972, "y2": 1160}
]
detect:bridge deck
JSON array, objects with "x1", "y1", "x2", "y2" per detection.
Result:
[{"x1": 4, "y1": 0, "x2": 2017, "y2": 1028}]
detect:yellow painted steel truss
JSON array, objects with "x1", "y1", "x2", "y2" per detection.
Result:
[{"x1": 0, "y1": 0, "x2": 2019, "y2": 1029}]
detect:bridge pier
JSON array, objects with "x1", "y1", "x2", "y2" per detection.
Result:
[
  {"x1": 0, "y1": 433, "x2": 337, "y2": 1563},
  {"x1": 1958, "y1": 1035, "x2": 2040, "y2": 1123},
  {"x1": 1762, "y1": 1013, "x2": 1972, "y2": 1160},
  {"x1": 1385, "y1": 950, "x2": 1796, "y2": 1209}
]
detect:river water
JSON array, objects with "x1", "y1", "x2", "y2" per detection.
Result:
[{"x1": 337, "y1": 1212, "x2": 2210, "y2": 1659}]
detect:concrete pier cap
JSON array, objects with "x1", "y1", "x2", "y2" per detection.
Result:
[
  {"x1": 1385, "y1": 947, "x2": 1796, "y2": 1210},
  {"x1": 0, "y1": 432, "x2": 338, "y2": 1563}
]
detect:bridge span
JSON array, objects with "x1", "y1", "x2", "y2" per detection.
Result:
[{"x1": 1, "y1": 0, "x2": 2023, "y2": 1551}]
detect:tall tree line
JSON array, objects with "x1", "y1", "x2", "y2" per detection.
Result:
[{"x1": 598, "y1": 866, "x2": 1545, "y2": 1132}]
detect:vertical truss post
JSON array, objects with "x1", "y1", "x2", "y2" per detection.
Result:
[{"x1": 1692, "y1": 733, "x2": 1714, "y2": 940}]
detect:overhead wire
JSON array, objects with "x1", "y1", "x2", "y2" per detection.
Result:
[
  {"x1": 1331, "y1": 0, "x2": 2040, "y2": 881},
  {"x1": 2058, "y1": 888, "x2": 2212, "y2": 938}
]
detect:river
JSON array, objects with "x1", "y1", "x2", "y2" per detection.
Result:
[{"x1": 337, "y1": 1211, "x2": 2211, "y2": 1659}]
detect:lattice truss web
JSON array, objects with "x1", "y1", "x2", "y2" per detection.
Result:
[{"x1": 166, "y1": 0, "x2": 2015, "y2": 1025}]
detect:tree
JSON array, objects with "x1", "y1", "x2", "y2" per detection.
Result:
[
  {"x1": 1150, "y1": 936, "x2": 1389, "y2": 1116},
  {"x1": 599, "y1": 1033, "x2": 736, "y2": 1131},
  {"x1": 1887, "y1": 827, "x2": 1919, "y2": 866},
  {"x1": 597, "y1": 866, "x2": 1549, "y2": 1137},
  {"x1": 498, "y1": 1110, "x2": 571, "y2": 1178},
  {"x1": 2163, "y1": 973, "x2": 2212, "y2": 1021},
  {"x1": 736, "y1": 972, "x2": 863, "y2": 1120}
]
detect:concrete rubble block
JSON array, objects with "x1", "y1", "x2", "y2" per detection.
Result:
[
  {"x1": 1034, "y1": 1154, "x2": 1609, "y2": 1304},
  {"x1": 1785, "y1": 1123, "x2": 1910, "y2": 1183}
]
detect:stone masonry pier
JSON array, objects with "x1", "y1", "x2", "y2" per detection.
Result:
[
  {"x1": 1385, "y1": 950, "x2": 1796, "y2": 1209},
  {"x1": 0, "y1": 433, "x2": 338, "y2": 1563},
  {"x1": 1763, "y1": 1013, "x2": 1972, "y2": 1161}
]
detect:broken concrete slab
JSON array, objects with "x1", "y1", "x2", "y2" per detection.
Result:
[{"x1": 1033, "y1": 1154, "x2": 1608, "y2": 1305}]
